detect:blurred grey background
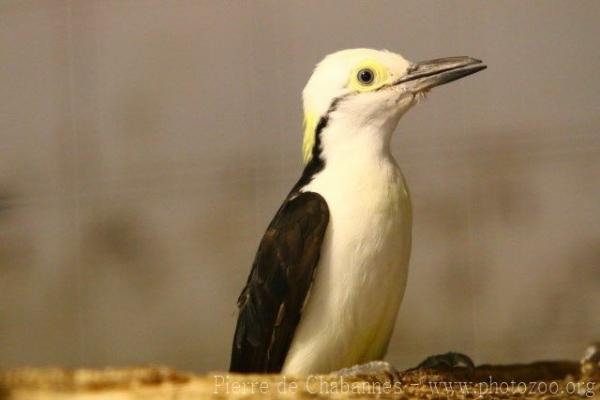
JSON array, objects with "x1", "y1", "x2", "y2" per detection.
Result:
[{"x1": 1, "y1": 0, "x2": 599, "y2": 371}]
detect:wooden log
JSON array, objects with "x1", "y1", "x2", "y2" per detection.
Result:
[{"x1": 1, "y1": 359, "x2": 598, "y2": 399}]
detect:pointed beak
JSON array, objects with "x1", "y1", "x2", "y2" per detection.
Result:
[{"x1": 393, "y1": 56, "x2": 486, "y2": 92}]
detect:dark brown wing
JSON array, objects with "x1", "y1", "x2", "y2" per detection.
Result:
[{"x1": 229, "y1": 191, "x2": 329, "y2": 373}]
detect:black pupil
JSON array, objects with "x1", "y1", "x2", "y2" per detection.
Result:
[{"x1": 358, "y1": 69, "x2": 374, "y2": 84}]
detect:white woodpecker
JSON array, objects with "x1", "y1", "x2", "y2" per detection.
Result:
[{"x1": 230, "y1": 48, "x2": 486, "y2": 374}]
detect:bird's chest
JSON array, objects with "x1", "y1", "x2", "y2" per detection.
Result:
[
  {"x1": 299, "y1": 162, "x2": 412, "y2": 361},
  {"x1": 288, "y1": 162, "x2": 412, "y2": 370},
  {"x1": 330, "y1": 177, "x2": 410, "y2": 289},
  {"x1": 304, "y1": 162, "x2": 412, "y2": 291}
]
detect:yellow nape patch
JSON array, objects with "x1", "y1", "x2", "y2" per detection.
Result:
[
  {"x1": 349, "y1": 59, "x2": 390, "y2": 92},
  {"x1": 302, "y1": 111, "x2": 318, "y2": 163}
]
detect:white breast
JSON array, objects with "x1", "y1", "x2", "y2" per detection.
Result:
[{"x1": 282, "y1": 154, "x2": 412, "y2": 374}]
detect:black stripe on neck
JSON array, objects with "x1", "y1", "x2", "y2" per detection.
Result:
[{"x1": 290, "y1": 97, "x2": 343, "y2": 195}]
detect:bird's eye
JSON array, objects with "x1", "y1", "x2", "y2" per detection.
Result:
[{"x1": 357, "y1": 68, "x2": 375, "y2": 85}]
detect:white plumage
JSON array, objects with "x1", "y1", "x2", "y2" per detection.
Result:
[
  {"x1": 230, "y1": 48, "x2": 485, "y2": 375},
  {"x1": 283, "y1": 50, "x2": 415, "y2": 374}
]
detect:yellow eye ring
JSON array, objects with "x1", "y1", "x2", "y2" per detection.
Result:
[{"x1": 350, "y1": 60, "x2": 389, "y2": 92}]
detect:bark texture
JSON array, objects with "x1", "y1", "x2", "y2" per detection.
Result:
[{"x1": 1, "y1": 360, "x2": 598, "y2": 399}]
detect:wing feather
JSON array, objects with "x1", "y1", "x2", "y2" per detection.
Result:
[{"x1": 229, "y1": 191, "x2": 329, "y2": 373}]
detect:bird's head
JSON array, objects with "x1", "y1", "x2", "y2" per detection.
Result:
[{"x1": 302, "y1": 49, "x2": 486, "y2": 163}]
